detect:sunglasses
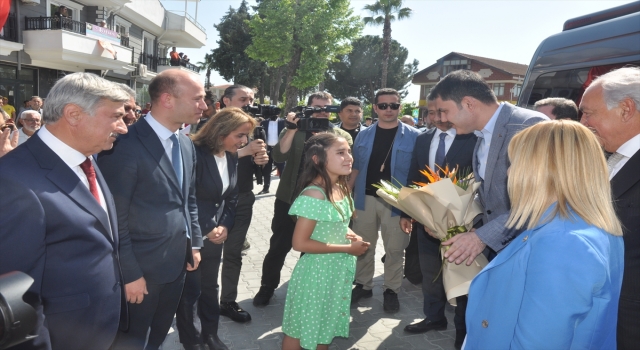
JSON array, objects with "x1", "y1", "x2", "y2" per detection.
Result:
[{"x1": 376, "y1": 103, "x2": 401, "y2": 110}]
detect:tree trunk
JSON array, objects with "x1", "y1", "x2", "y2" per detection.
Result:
[
  {"x1": 369, "y1": 79, "x2": 378, "y2": 120},
  {"x1": 318, "y1": 81, "x2": 325, "y2": 91},
  {"x1": 283, "y1": 45, "x2": 303, "y2": 113},
  {"x1": 381, "y1": 17, "x2": 392, "y2": 88},
  {"x1": 269, "y1": 66, "x2": 284, "y2": 105}
]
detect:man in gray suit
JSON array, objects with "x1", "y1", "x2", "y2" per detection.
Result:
[
  {"x1": 428, "y1": 70, "x2": 547, "y2": 265},
  {"x1": 99, "y1": 70, "x2": 204, "y2": 349}
]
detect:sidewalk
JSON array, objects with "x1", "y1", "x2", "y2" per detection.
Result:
[{"x1": 162, "y1": 178, "x2": 458, "y2": 350}]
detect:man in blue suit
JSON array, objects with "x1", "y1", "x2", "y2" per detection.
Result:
[
  {"x1": 400, "y1": 99, "x2": 476, "y2": 349},
  {"x1": 0, "y1": 73, "x2": 130, "y2": 350},
  {"x1": 428, "y1": 70, "x2": 547, "y2": 265},
  {"x1": 98, "y1": 70, "x2": 204, "y2": 350}
]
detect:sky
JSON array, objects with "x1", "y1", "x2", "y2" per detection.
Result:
[{"x1": 161, "y1": 0, "x2": 635, "y2": 103}]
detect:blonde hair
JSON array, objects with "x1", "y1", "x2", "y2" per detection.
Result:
[
  {"x1": 506, "y1": 120, "x2": 622, "y2": 236},
  {"x1": 191, "y1": 107, "x2": 257, "y2": 155}
]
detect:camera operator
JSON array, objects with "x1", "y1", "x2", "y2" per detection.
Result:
[{"x1": 253, "y1": 91, "x2": 353, "y2": 306}]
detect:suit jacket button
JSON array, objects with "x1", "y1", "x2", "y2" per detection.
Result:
[
  {"x1": 215, "y1": 203, "x2": 219, "y2": 208},
  {"x1": 487, "y1": 210, "x2": 492, "y2": 215},
  {"x1": 523, "y1": 235, "x2": 528, "y2": 242},
  {"x1": 482, "y1": 320, "x2": 489, "y2": 328}
]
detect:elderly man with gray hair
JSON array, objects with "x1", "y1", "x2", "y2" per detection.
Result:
[
  {"x1": 0, "y1": 72, "x2": 130, "y2": 350},
  {"x1": 533, "y1": 97, "x2": 579, "y2": 120},
  {"x1": 580, "y1": 66, "x2": 640, "y2": 350},
  {"x1": 16, "y1": 109, "x2": 42, "y2": 145}
]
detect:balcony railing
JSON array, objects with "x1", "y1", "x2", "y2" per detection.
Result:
[
  {"x1": 120, "y1": 35, "x2": 129, "y2": 48},
  {"x1": 1, "y1": 13, "x2": 18, "y2": 42},
  {"x1": 139, "y1": 52, "x2": 158, "y2": 72},
  {"x1": 25, "y1": 16, "x2": 86, "y2": 35},
  {"x1": 157, "y1": 57, "x2": 201, "y2": 73},
  {"x1": 168, "y1": 11, "x2": 206, "y2": 33}
]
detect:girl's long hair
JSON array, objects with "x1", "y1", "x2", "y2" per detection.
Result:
[{"x1": 295, "y1": 133, "x2": 354, "y2": 220}]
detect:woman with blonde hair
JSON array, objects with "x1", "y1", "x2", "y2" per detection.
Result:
[
  {"x1": 464, "y1": 120, "x2": 624, "y2": 349},
  {"x1": 176, "y1": 107, "x2": 256, "y2": 350}
]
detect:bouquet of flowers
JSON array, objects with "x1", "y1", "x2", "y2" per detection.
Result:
[{"x1": 373, "y1": 166, "x2": 487, "y2": 306}]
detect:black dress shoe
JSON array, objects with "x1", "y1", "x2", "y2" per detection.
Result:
[
  {"x1": 220, "y1": 301, "x2": 251, "y2": 323},
  {"x1": 253, "y1": 286, "x2": 274, "y2": 307},
  {"x1": 403, "y1": 318, "x2": 448, "y2": 333},
  {"x1": 351, "y1": 283, "x2": 373, "y2": 304},
  {"x1": 257, "y1": 189, "x2": 269, "y2": 195},
  {"x1": 182, "y1": 344, "x2": 207, "y2": 350},
  {"x1": 454, "y1": 329, "x2": 466, "y2": 349},
  {"x1": 205, "y1": 335, "x2": 228, "y2": 350}
]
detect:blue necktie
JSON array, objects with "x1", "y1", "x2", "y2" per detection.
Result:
[
  {"x1": 435, "y1": 132, "x2": 447, "y2": 171},
  {"x1": 170, "y1": 134, "x2": 183, "y2": 188}
]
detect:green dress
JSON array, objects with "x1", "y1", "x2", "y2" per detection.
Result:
[{"x1": 282, "y1": 186, "x2": 355, "y2": 349}]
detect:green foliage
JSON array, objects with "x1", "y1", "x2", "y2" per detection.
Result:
[
  {"x1": 247, "y1": 0, "x2": 362, "y2": 109},
  {"x1": 210, "y1": 1, "x2": 266, "y2": 88},
  {"x1": 401, "y1": 101, "x2": 417, "y2": 116},
  {"x1": 362, "y1": 0, "x2": 412, "y2": 25},
  {"x1": 324, "y1": 35, "x2": 418, "y2": 104}
]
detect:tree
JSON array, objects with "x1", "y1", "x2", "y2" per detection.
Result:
[
  {"x1": 210, "y1": 1, "x2": 266, "y2": 90},
  {"x1": 363, "y1": 0, "x2": 412, "y2": 88},
  {"x1": 324, "y1": 35, "x2": 418, "y2": 105},
  {"x1": 196, "y1": 52, "x2": 214, "y2": 89},
  {"x1": 247, "y1": 0, "x2": 362, "y2": 112}
]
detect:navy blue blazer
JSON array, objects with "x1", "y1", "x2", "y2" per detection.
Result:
[
  {"x1": 0, "y1": 134, "x2": 123, "y2": 350},
  {"x1": 98, "y1": 117, "x2": 202, "y2": 285},
  {"x1": 194, "y1": 146, "x2": 239, "y2": 235}
]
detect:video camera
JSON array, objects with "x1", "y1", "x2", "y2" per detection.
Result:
[
  {"x1": 291, "y1": 105, "x2": 340, "y2": 132},
  {"x1": 0, "y1": 272, "x2": 37, "y2": 349},
  {"x1": 243, "y1": 104, "x2": 282, "y2": 118}
]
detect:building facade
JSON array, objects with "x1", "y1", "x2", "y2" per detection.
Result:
[
  {"x1": 0, "y1": 0, "x2": 206, "y2": 109},
  {"x1": 412, "y1": 52, "x2": 528, "y2": 106}
]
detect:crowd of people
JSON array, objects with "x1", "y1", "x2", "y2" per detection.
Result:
[{"x1": 0, "y1": 66, "x2": 638, "y2": 350}]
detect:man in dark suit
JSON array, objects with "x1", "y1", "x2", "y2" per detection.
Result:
[
  {"x1": 258, "y1": 114, "x2": 285, "y2": 194},
  {"x1": 0, "y1": 72, "x2": 130, "y2": 349},
  {"x1": 579, "y1": 67, "x2": 640, "y2": 350},
  {"x1": 98, "y1": 70, "x2": 204, "y2": 350},
  {"x1": 399, "y1": 99, "x2": 476, "y2": 349},
  {"x1": 428, "y1": 70, "x2": 547, "y2": 265}
]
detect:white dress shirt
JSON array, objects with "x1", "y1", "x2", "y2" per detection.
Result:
[
  {"x1": 38, "y1": 126, "x2": 110, "y2": 217},
  {"x1": 267, "y1": 120, "x2": 279, "y2": 146},
  {"x1": 215, "y1": 153, "x2": 230, "y2": 195},
  {"x1": 474, "y1": 103, "x2": 504, "y2": 179},
  {"x1": 610, "y1": 133, "x2": 640, "y2": 180},
  {"x1": 429, "y1": 127, "x2": 457, "y2": 170}
]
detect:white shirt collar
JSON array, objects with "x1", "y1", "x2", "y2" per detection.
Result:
[
  {"x1": 616, "y1": 133, "x2": 640, "y2": 159},
  {"x1": 37, "y1": 125, "x2": 87, "y2": 168},
  {"x1": 474, "y1": 103, "x2": 504, "y2": 138},
  {"x1": 434, "y1": 127, "x2": 456, "y2": 139},
  {"x1": 145, "y1": 112, "x2": 178, "y2": 141}
]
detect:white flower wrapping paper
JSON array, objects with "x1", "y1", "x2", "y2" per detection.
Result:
[{"x1": 376, "y1": 178, "x2": 488, "y2": 306}]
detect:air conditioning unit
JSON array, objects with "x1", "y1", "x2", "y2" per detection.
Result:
[{"x1": 132, "y1": 64, "x2": 147, "y2": 78}]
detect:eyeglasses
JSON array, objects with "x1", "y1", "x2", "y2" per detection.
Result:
[
  {"x1": 376, "y1": 103, "x2": 401, "y2": 110},
  {"x1": 135, "y1": 110, "x2": 142, "y2": 113}
]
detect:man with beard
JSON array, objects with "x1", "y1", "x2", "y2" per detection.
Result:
[{"x1": 400, "y1": 98, "x2": 476, "y2": 349}]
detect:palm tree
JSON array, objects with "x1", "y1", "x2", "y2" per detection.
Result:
[
  {"x1": 363, "y1": 0, "x2": 411, "y2": 88},
  {"x1": 197, "y1": 52, "x2": 214, "y2": 89}
]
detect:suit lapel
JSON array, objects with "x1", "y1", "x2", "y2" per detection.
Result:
[
  {"x1": 483, "y1": 105, "x2": 510, "y2": 189},
  {"x1": 423, "y1": 129, "x2": 435, "y2": 168},
  {"x1": 178, "y1": 133, "x2": 193, "y2": 197},
  {"x1": 202, "y1": 148, "x2": 224, "y2": 198},
  {"x1": 94, "y1": 159, "x2": 117, "y2": 244},
  {"x1": 611, "y1": 150, "x2": 640, "y2": 199},
  {"x1": 136, "y1": 118, "x2": 183, "y2": 197},
  {"x1": 28, "y1": 136, "x2": 114, "y2": 242}
]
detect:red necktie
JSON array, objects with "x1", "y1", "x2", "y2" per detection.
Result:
[{"x1": 80, "y1": 158, "x2": 101, "y2": 204}]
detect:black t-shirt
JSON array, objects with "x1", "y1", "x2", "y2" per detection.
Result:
[
  {"x1": 340, "y1": 124, "x2": 360, "y2": 141},
  {"x1": 365, "y1": 125, "x2": 398, "y2": 197}
]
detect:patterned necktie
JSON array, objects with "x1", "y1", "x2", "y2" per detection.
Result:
[
  {"x1": 607, "y1": 152, "x2": 625, "y2": 174},
  {"x1": 170, "y1": 134, "x2": 183, "y2": 188},
  {"x1": 80, "y1": 158, "x2": 101, "y2": 204},
  {"x1": 435, "y1": 132, "x2": 447, "y2": 171}
]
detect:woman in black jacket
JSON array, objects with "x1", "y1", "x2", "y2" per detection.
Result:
[{"x1": 176, "y1": 107, "x2": 257, "y2": 350}]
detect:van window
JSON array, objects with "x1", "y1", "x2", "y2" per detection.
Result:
[{"x1": 526, "y1": 62, "x2": 640, "y2": 108}]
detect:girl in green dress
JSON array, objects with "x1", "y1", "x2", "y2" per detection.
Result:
[{"x1": 282, "y1": 133, "x2": 371, "y2": 350}]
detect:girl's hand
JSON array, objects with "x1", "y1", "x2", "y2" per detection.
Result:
[
  {"x1": 346, "y1": 232, "x2": 363, "y2": 242},
  {"x1": 347, "y1": 240, "x2": 370, "y2": 256},
  {"x1": 207, "y1": 226, "x2": 228, "y2": 244}
]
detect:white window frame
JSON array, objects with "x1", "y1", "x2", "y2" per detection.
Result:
[
  {"x1": 142, "y1": 32, "x2": 156, "y2": 56},
  {"x1": 46, "y1": 0, "x2": 84, "y2": 21},
  {"x1": 114, "y1": 16, "x2": 131, "y2": 37}
]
